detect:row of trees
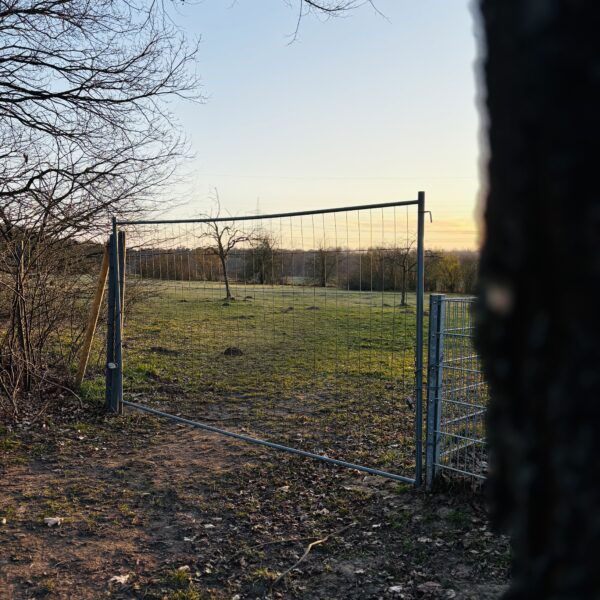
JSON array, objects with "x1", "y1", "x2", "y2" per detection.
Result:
[{"x1": 129, "y1": 243, "x2": 479, "y2": 299}]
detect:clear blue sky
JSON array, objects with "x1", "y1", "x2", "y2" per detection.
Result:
[{"x1": 166, "y1": 1, "x2": 483, "y2": 249}]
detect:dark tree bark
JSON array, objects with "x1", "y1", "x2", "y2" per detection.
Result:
[{"x1": 476, "y1": 1, "x2": 600, "y2": 597}]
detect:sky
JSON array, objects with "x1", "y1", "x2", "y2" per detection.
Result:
[{"x1": 165, "y1": 0, "x2": 484, "y2": 250}]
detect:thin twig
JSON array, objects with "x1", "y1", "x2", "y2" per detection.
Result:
[
  {"x1": 270, "y1": 522, "x2": 355, "y2": 589},
  {"x1": 222, "y1": 535, "x2": 317, "y2": 567}
]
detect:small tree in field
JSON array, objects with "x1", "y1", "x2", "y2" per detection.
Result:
[
  {"x1": 389, "y1": 243, "x2": 417, "y2": 305},
  {"x1": 246, "y1": 233, "x2": 279, "y2": 285},
  {"x1": 201, "y1": 193, "x2": 255, "y2": 301}
]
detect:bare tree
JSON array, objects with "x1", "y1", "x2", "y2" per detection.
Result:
[
  {"x1": 201, "y1": 193, "x2": 255, "y2": 301},
  {"x1": 0, "y1": 0, "x2": 199, "y2": 416},
  {"x1": 246, "y1": 233, "x2": 280, "y2": 285},
  {"x1": 388, "y1": 243, "x2": 417, "y2": 306},
  {"x1": 0, "y1": 1, "x2": 200, "y2": 231},
  {"x1": 290, "y1": 1, "x2": 382, "y2": 39}
]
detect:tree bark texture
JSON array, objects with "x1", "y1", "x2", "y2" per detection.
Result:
[{"x1": 476, "y1": 1, "x2": 600, "y2": 597}]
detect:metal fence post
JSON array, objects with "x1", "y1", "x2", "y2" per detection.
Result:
[
  {"x1": 112, "y1": 218, "x2": 123, "y2": 413},
  {"x1": 105, "y1": 219, "x2": 123, "y2": 414},
  {"x1": 117, "y1": 229, "x2": 126, "y2": 412},
  {"x1": 414, "y1": 191, "x2": 426, "y2": 486},
  {"x1": 426, "y1": 294, "x2": 445, "y2": 489},
  {"x1": 105, "y1": 233, "x2": 116, "y2": 410}
]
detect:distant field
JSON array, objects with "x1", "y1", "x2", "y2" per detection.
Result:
[{"x1": 85, "y1": 279, "x2": 429, "y2": 478}]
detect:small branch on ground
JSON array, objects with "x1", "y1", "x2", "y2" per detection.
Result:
[{"x1": 270, "y1": 522, "x2": 356, "y2": 589}]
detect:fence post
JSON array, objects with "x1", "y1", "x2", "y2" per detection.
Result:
[
  {"x1": 426, "y1": 294, "x2": 445, "y2": 490},
  {"x1": 414, "y1": 191, "x2": 426, "y2": 486},
  {"x1": 76, "y1": 243, "x2": 109, "y2": 388},
  {"x1": 105, "y1": 233, "x2": 116, "y2": 410},
  {"x1": 117, "y1": 229, "x2": 126, "y2": 403},
  {"x1": 112, "y1": 218, "x2": 123, "y2": 413},
  {"x1": 106, "y1": 219, "x2": 123, "y2": 414}
]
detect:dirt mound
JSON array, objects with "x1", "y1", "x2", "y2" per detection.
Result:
[{"x1": 223, "y1": 346, "x2": 243, "y2": 356}]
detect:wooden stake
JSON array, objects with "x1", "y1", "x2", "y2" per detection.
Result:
[{"x1": 75, "y1": 244, "x2": 109, "y2": 388}]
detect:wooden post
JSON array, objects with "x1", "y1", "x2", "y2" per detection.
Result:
[{"x1": 75, "y1": 244, "x2": 109, "y2": 388}]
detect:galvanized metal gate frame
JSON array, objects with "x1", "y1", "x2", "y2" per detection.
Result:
[
  {"x1": 105, "y1": 193, "x2": 427, "y2": 486},
  {"x1": 425, "y1": 294, "x2": 488, "y2": 488}
]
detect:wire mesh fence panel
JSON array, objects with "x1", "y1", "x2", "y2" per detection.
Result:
[
  {"x1": 114, "y1": 200, "x2": 424, "y2": 481},
  {"x1": 426, "y1": 295, "x2": 489, "y2": 487}
]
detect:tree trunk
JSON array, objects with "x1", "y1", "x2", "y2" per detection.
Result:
[
  {"x1": 476, "y1": 1, "x2": 600, "y2": 596},
  {"x1": 319, "y1": 251, "x2": 327, "y2": 288},
  {"x1": 219, "y1": 252, "x2": 232, "y2": 300},
  {"x1": 401, "y1": 267, "x2": 407, "y2": 306}
]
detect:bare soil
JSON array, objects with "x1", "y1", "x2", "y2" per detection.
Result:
[{"x1": 0, "y1": 403, "x2": 510, "y2": 599}]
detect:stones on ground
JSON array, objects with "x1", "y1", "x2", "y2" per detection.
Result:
[
  {"x1": 109, "y1": 574, "x2": 130, "y2": 585},
  {"x1": 223, "y1": 346, "x2": 243, "y2": 356},
  {"x1": 43, "y1": 517, "x2": 62, "y2": 527}
]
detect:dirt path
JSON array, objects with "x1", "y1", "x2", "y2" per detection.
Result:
[{"x1": 0, "y1": 408, "x2": 509, "y2": 599}]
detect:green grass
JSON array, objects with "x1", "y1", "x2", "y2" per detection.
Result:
[
  {"x1": 87, "y1": 279, "x2": 431, "y2": 475},
  {"x1": 0, "y1": 436, "x2": 22, "y2": 452}
]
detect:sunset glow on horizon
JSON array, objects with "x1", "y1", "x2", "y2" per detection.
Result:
[{"x1": 165, "y1": 1, "x2": 483, "y2": 251}]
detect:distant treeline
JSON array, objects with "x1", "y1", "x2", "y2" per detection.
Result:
[{"x1": 126, "y1": 246, "x2": 479, "y2": 296}]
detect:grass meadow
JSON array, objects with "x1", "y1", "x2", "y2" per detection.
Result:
[{"x1": 83, "y1": 279, "x2": 428, "y2": 478}]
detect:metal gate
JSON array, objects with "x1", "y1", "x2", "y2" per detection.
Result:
[
  {"x1": 425, "y1": 295, "x2": 489, "y2": 488},
  {"x1": 106, "y1": 194, "x2": 426, "y2": 485}
]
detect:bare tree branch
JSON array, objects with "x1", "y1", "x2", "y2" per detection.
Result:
[{"x1": 0, "y1": 0, "x2": 200, "y2": 415}]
